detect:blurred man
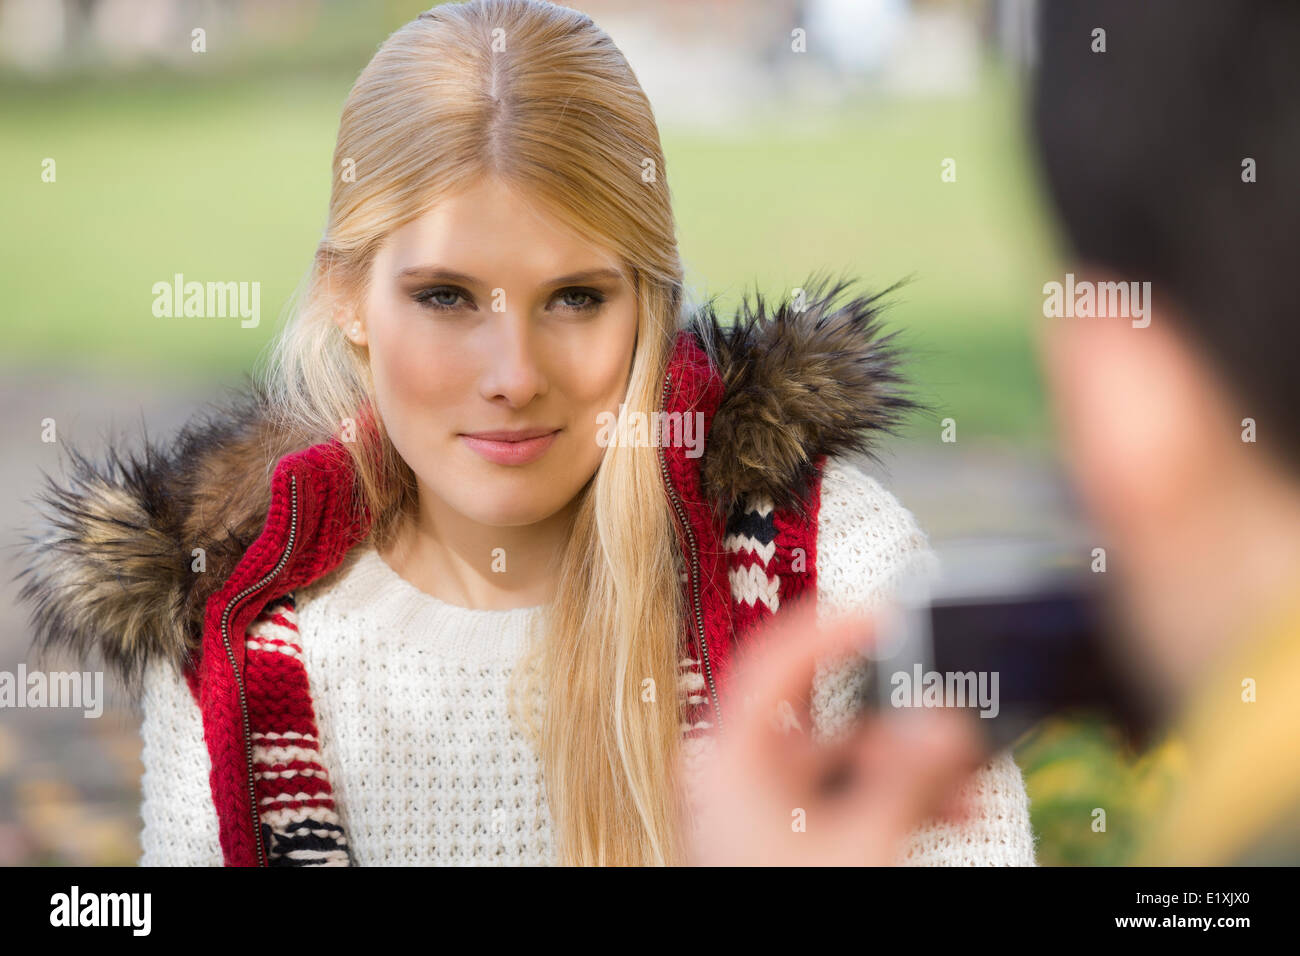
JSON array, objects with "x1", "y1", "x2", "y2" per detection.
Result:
[
  {"x1": 1032, "y1": 0, "x2": 1300, "y2": 865},
  {"x1": 687, "y1": 0, "x2": 1300, "y2": 865}
]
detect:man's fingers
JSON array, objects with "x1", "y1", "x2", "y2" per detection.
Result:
[
  {"x1": 838, "y1": 708, "x2": 987, "y2": 857},
  {"x1": 719, "y1": 600, "x2": 874, "y2": 767},
  {"x1": 722, "y1": 600, "x2": 874, "y2": 723}
]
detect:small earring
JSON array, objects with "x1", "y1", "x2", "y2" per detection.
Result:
[{"x1": 350, "y1": 322, "x2": 361, "y2": 338}]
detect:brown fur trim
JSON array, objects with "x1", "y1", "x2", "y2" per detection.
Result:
[
  {"x1": 12, "y1": 378, "x2": 312, "y2": 695},
  {"x1": 689, "y1": 271, "x2": 922, "y2": 519}
]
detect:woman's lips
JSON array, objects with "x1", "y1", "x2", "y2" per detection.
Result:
[{"x1": 459, "y1": 429, "x2": 561, "y2": 465}]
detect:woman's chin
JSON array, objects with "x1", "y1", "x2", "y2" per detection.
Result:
[{"x1": 456, "y1": 494, "x2": 562, "y2": 529}]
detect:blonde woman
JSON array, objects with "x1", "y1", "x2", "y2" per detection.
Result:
[{"x1": 17, "y1": 0, "x2": 1036, "y2": 867}]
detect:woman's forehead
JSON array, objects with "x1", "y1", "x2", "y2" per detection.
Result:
[{"x1": 381, "y1": 194, "x2": 626, "y2": 287}]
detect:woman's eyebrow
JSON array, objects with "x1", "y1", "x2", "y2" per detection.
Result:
[{"x1": 394, "y1": 266, "x2": 624, "y2": 286}]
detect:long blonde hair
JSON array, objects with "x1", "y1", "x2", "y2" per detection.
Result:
[{"x1": 261, "y1": 0, "x2": 690, "y2": 865}]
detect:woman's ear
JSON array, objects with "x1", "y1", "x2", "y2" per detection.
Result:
[
  {"x1": 340, "y1": 312, "x2": 368, "y2": 347},
  {"x1": 320, "y1": 254, "x2": 369, "y2": 347}
]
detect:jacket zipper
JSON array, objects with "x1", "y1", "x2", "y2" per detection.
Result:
[
  {"x1": 658, "y1": 372, "x2": 723, "y2": 732},
  {"x1": 218, "y1": 472, "x2": 300, "y2": 867}
]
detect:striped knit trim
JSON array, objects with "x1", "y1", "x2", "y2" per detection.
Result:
[
  {"x1": 679, "y1": 467, "x2": 823, "y2": 739},
  {"x1": 679, "y1": 654, "x2": 712, "y2": 738},
  {"x1": 726, "y1": 495, "x2": 781, "y2": 615},
  {"x1": 725, "y1": 466, "x2": 822, "y2": 648},
  {"x1": 727, "y1": 493, "x2": 783, "y2": 641},
  {"x1": 244, "y1": 594, "x2": 352, "y2": 867}
]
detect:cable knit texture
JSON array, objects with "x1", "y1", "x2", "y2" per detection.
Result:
[{"x1": 138, "y1": 455, "x2": 1037, "y2": 866}]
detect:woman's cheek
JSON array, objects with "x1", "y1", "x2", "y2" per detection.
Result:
[
  {"x1": 585, "y1": 309, "x2": 638, "y2": 442},
  {"x1": 370, "y1": 315, "x2": 461, "y2": 461}
]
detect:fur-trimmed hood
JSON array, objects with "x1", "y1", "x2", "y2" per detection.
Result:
[{"x1": 13, "y1": 273, "x2": 918, "y2": 694}]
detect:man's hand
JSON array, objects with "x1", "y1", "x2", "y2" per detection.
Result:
[{"x1": 685, "y1": 599, "x2": 987, "y2": 866}]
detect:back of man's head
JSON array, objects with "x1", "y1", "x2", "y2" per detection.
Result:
[{"x1": 1032, "y1": 0, "x2": 1300, "y2": 476}]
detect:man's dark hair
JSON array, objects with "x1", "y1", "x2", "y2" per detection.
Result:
[{"x1": 1032, "y1": 0, "x2": 1300, "y2": 472}]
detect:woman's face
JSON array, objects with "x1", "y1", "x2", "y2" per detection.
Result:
[{"x1": 348, "y1": 175, "x2": 640, "y2": 528}]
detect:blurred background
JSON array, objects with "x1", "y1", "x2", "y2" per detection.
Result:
[{"x1": 0, "y1": 0, "x2": 1182, "y2": 866}]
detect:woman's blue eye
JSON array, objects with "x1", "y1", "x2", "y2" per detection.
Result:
[
  {"x1": 556, "y1": 288, "x2": 605, "y2": 312},
  {"x1": 413, "y1": 286, "x2": 465, "y2": 311},
  {"x1": 411, "y1": 286, "x2": 605, "y2": 314}
]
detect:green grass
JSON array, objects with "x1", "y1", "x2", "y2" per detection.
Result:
[
  {"x1": 667, "y1": 72, "x2": 1062, "y2": 444},
  {"x1": 2, "y1": 70, "x2": 348, "y2": 381}
]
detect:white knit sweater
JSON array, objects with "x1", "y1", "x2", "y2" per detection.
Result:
[{"x1": 137, "y1": 457, "x2": 1038, "y2": 866}]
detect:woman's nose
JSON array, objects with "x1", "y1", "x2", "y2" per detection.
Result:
[{"x1": 478, "y1": 312, "x2": 547, "y2": 407}]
